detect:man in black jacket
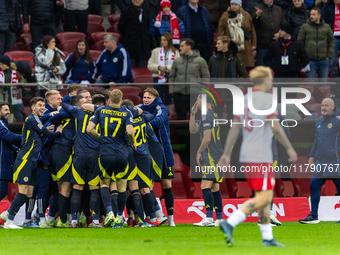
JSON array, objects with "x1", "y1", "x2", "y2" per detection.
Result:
[
  {"x1": 0, "y1": 0, "x2": 21, "y2": 56},
  {"x1": 118, "y1": 0, "x2": 151, "y2": 67},
  {"x1": 263, "y1": 23, "x2": 309, "y2": 78},
  {"x1": 22, "y1": 0, "x2": 63, "y2": 52}
]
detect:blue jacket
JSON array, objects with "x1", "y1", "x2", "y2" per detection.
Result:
[
  {"x1": 65, "y1": 54, "x2": 95, "y2": 83},
  {"x1": 94, "y1": 44, "x2": 133, "y2": 83},
  {"x1": 309, "y1": 108, "x2": 340, "y2": 177},
  {"x1": 150, "y1": 16, "x2": 186, "y2": 43},
  {"x1": 176, "y1": 3, "x2": 214, "y2": 47},
  {"x1": 0, "y1": 118, "x2": 22, "y2": 181},
  {"x1": 140, "y1": 97, "x2": 174, "y2": 167}
]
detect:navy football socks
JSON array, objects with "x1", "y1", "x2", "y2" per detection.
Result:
[
  {"x1": 131, "y1": 189, "x2": 145, "y2": 222},
  {"x1": 8, "y1": 193, "x2": 27, "y2": 221},
  {"x1": 213, "y1": 190, "x2": 223, "y2": 220},
  {"x1": 71, "y1": 189, "x2": 82, "y2": 221},
  {"x1": 117, "y1": 191, "x2": 127, "y2": 216},
  {"x1": 100, "y1": 187, "x2": 113, "y2": 214},
  {"x1": 142, "y1": 193, "x2": 156, "y2": 219},
  {"x1": 164, "y1": 188, "x2": 174, "y2": 216},
  {"x1": 58, "y1": 194, "x2": 70, "y2": 223},
  {"x1": 202, "y1": 188, "x2": 214, "y2": 218},
  {"x1": 90, "y1": 189, "x2": 100, "y2": 222},
  {"x1": 110, "y1": 190, "x2": 118, "y2": 216}
]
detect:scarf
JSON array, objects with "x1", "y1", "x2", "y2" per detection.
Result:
[
  {"x1": 154, "y1": 11, "x2": 180, "y2": 45},
  {"x1": 334, "y1": 5, "x2": 340, "y2": 36},
  {"x1": 227, "y1": 12, "x2": 245, "y2": 51},
  {"x1": 0, "y1": 70, "x2": 22, "y2": 105},
  {"x1": 158, "y1": 47, "x2": 175, "y2": 83}
]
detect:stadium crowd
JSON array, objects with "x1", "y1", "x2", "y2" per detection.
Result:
[{"x1": 0, "y1": 0, "x2": 339, "y2": 230}]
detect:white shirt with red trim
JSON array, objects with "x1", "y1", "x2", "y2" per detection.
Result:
[{"x1": 234, "y1": 90, "x2": 278, "y2": 163}]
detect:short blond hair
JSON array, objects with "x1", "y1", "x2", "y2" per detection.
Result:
[
  {"x1": 109, "y1": 89, "x2": 123, "y2": 104},
  {"x1": 217, "y1": 36, "x2": 230, "y2": 45},
  {"x1": 143, "y1": 88, "x2": 159, "y2": 98},
  {"x1": 45, "y1": 90, "x2": 60, "y2": 100},
  {"x1": 249, "y1": 66, "x2": 272, "y2": 85}
]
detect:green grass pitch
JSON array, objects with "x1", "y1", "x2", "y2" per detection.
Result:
[{"x1": 0, "y1": 222, "x2": 339, "y2": 255}]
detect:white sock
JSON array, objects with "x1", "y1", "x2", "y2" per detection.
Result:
[
  {"x1": 40, "y1": 217, "x2": 46, "y2": 224},
  {"x1": 47, "y1": 216, "x2": 55, "y2": 223},
  {"x1": 168, "y1": 215, "x2": 174, "y2": 223},
  {"x1": 260, "y1": 224, "x2": 273, "y2": 240},
  {"x1": 270, "y1": 210, "x2": 274, "y2": 216},
  {"x1": 226, "y1": 210, "x2": 247, "y2": 228},
  {"x1": 155, "y1": 210, "x2": 163, "y2": 218},
  {"x1": 150, "y1": 217, "x2": 157, "y2": 223},
  {"x1": 93, "y1": 219, "x2": 99, "y2": 224}
]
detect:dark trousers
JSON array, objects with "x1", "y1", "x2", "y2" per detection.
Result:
[
  {"x1": 64, "y1": 9, "x2": 89, "y2": 35},
  {"x1": 193, "y1": 43, "x2": 211, "y2": 64},
  {"x1": 31, "y1": 23, "x2": 56, "y2": 53},
  {"x1": 89, "y1": 0, "x2": 102, "y2": 15},
  {"x1": 310, "y1": 177, "x2": 340, "y2": 216},
  {"x1": 131, "y1": 58, "x2": 147, "y2": 68},
  {"x1": 0, "y1": 180, "x2": 8, "y2": 201},
  {"x1": 0, "y1": 29, "x2": 16, "y2": 56},
  {"x1": 173, "y1": 93, "x2": 190, "y2": 120}
]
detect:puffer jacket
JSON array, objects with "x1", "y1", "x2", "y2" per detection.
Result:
[
  {"x1": 243, "y1": 0, "x2": 261, "y2": 14},
  {"x1": 22, "y1": 0, "x2": 56, "y2": 25},
  {"x1": 287, "y1": 4, "x2": 309, "y2": 41},
  {"x1": 251, "y1": 2, "x2": 286, "y2": 49},
  {"x1": 168, "y1": 50, "x2": 210, "y2": 94},
  {"x1": 202, "y1": 0, "x2": 229, "y2": 25},
  {"x1": 64, "y1": 0, "x2": 88, "y2": 11},
  {"x1": 0, "y1": 0, "x2": 21, "y2": 32},
  {"x1": 140, "y1": 97, "x2": 174, "y2": 168},
  {"x1": 297, "y1": 18, "x2": 335, "y2": 61},
  {"x1": 34, "y1": 45, "x2": 66, "y2": 89},
  {"x1": 309, "y1": 108, "x2": 340, "y2": 177}
]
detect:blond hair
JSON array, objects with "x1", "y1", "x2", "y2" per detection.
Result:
[
  {"x1": 109, "y1": 89, "x2": 123, "y2": 104},
  {"x1": 249, "y1": 66, "x2": 272, "y2": 85},
  {"x1": 217, "y1": 35, "x2": 230, "y2": 45},
  {"x1": 45, "y1": 90, "x2": 60, "y2": 100},
  {"x1": 143, "y1": 88, "x2": 159, "y2": 98}
]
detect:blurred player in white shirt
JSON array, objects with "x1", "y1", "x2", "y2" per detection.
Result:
[{"x1": 218, "y1": 66, "x2": 298, "y2": 247}]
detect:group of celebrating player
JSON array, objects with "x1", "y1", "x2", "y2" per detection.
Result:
[{"x1": 0, "y1": 84, "x2": 176, "y2": 229}]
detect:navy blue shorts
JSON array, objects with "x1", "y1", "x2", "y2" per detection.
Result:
[
  {"x1": 151, "y1": 151, "x2": 163, "y2": 182},
  {"x1": 13, "y1": 158, "x2": 37, "y2": 186},
  {"x1": 49, "y1": 145, "x2": 72, "y2": 182},
  {"x1": 135, "y1": 152, "x2": 152, "y2": 188},
  {"x1": 71, "y1": 152, "x2": 100, "y2": 186},
  {"x1": 99, "y1": 151, "x2": 128, "y2": 181}
]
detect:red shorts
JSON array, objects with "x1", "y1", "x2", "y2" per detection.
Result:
[{"x1": 242, "y1": 163, "x2": 275, "y2": 191}]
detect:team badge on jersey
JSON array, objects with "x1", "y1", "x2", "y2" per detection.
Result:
[
  {"x1": 328, "y1": 123, "x2": 333, "y2": 129},
  {"x1": 24, "y1": 177, "x2": 29, "y2": 182},
  {"x1": 37, "y1": 123, "x2": 43, "y2": 129},
  {"x1": 113, "y1": 57, "x2": 118, "y2": 63}
]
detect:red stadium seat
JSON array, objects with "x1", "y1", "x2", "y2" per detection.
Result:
[
  {"x1": 4, "y1": 51, "x2": 34, "y2": 60},
  {"x1": 58, "y1": 40, "x2": 78, "y2": 53},
  {"x1": 56, "y1": 32, "x2": 86, "y2": 44},
  {"x1": 115, "y1": 86, "x2": 142, "y2": 96},
  {"x1": 236, "y1": 181, "x2": 253, "y2": 198},
  {"x1": 7, "y1": 182, "x2": 18, "y2": 202},
  {"x1": 90, "y1": 40, "x2": 105, "y2": 51},
  {"x1": 305, "y1": 103, "x2": 321, "y2": 117},
  {"x1": 12, "y1": 44, "x2": 18, "y2": 51},
  {"x1": 20, "y1": 106, "x2": 32, "y2": 120},
  {"x1": 132, "y1": 68, "x2": 153, "y2": 78},
  {"x1": 22, "y1": 97, "x2": 31, "y2": 107},
  {"x1": 224, "y1": 171, "x2": 238, "y2": 198},
  {"x1": 21, "y1": 43, "x2": 31, "y2": 51},
  {"x1": 274, "y1": 171, "x2": 285, "y2": 197},
  {"x1": 172, "y1": 153, "x2": 195, "y2": 199},
  {"x1": 123, "y1": 94, "x2": 142, "y2": 105},
  {"x1": 88, "y1": 14, "x2": 103, "y2": 24},
  {"x1": 108, "y1": 14, "x2": 121, "y2": 26},
  {"x1": 13, "y1": 57, "x2": 35, "y2": 69},
  {"x1": 132, "y1": 75, "x2": 153, "y2": 84},
  {"x1": 91, "y1": 32, "x2": 121, "y2": 43},
  {"x1": 319, "y1": 85, "x2": 331, "y2": 99},
  {"x1": 152, "y1": 182, "x2": 164, "y2": 198},
  {"x1": 290, "y1": 156, "x2": 312, "y2": 197},
  {"x1": 107, "y1": 22, "x2": 119, "y2": 33},
  {"x1": 89, "y1": 50, "x2": 102, "y2": 63},
  {"x1": 60, "y1": 88, "x2": 68, "y2": 97},
  {"x1": 321, "y1": 180, "x2": 337, "y2": 196},
  {"x1": 87, "y1": 23, "x2": 104, "y2": 40}
]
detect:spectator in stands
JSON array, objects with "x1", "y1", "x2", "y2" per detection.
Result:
[
  {"x1": 115, "y1": 0, "x2": 161, "y2": 20},
  {"x1": 218, "y1": 0, "x2": 257, "y2": 68},
  {"x1": 54, "y1": 0, "x2": 64, "y2": 33},
  {"x1": 64, "y1": 39, "x2": 95, "y2": 84},
  {"x1": 0, "y1": 56, "x2": 26, "y2": 122},
  {"x1": 169, "y1": 38, "x2": 210, "y2": 120},
  {"x1": 315, "y1": 0, "x2": 328, "y2": 9},
  {"x1": 329, "y1": 57, "x2": 340, "y2": 108},
  {"x1": 322, "y1": 0, "x2": 340, "y2": 62},
  {"x1": 148, "y1": 33, "x2": 180, "y2": 104},
  {"x1": 118, "y1": 0, "x2": 151, "y2": 67},
  {"x1": 243, "y1": 0, "x2": 261, "y2": 14},
  {"x1": 251, "y1": 0, "x2": 286, "y2": 66},
  {"x1": 22, "y1": 0, "x2": 63, "y2": 52},
  {"x1": 274, "y1": 0, "x2": 292, "y2": 19},
  {"x1": 0, "y1": 0, "x2": 21, "y2": 56},
  {"x1": 95, "y1": 34, "x2": 133, "y2": 85},
  {"x1": 0, "y1": 101, "x2": 21, "y2": 202},
  {"x1": 64, "y1": 0, "x2": 89, "y2": 35},
  {"x1": 150, "y1": 0, "x2": 186, "y2": 49},
  {"x1": 13, "y1": 60, "x2": 38, "y2": 96},
  {"x1": 286, "y1": 0, "x2": 310, "y2": 41},
  {"x1": 177, "y1": 0, "x2": 214, "y2": 63},
  {"x1": 299, "y1": 98, "x2": 340, "y2": 224},
  {"x1": 298, "y1": 7, "x2": 334, "y2": 79},
  {"x1": 264, "y1": 23, "x2": 309, "y2": 77},
  {"x1": 202, "y1": 0, "x2": 229, "y2": 29},
  {"x1": 208, "y1": 36, "x2": 246, "y2": 118},
  {"x1": 34, "y1": 35, "x2": 66, "y2": 91}
]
